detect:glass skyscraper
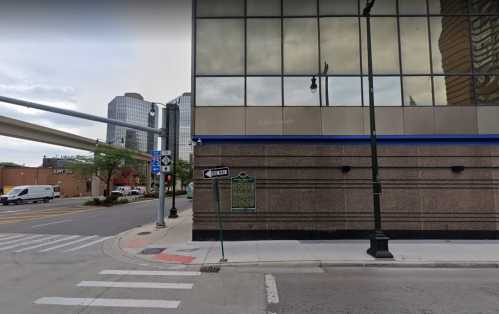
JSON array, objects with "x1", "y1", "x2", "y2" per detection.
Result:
[{"x1": 169, "y1": 93, "x2": 192, "y2": 162}]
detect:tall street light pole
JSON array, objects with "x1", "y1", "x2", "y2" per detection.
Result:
[{"x1": 363, "y1": 0, "x2": 393, "y2": 258}]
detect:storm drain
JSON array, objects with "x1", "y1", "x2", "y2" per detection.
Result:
[
  {"x1": 200, "y1": 265, "x2": 221, "y2": 273},
  {"x1": 140, "y1": 248, "x2": 166, "y2": 255}
]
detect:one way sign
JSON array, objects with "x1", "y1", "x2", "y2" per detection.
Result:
[{"x1": 203, "y1": 167, "x2": 230, "y2": 179}]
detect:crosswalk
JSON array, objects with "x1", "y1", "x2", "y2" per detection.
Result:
[
  {"x1": 34, "y1": 269, "x2": 201, "y2": 310},
  {"x1": 0, "y1": 233, "x2": 113, "y2": 254}
]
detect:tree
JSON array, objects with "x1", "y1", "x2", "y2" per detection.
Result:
[
  {"x1": 0, "y1": 162, "x2": 21, "y2": 167},
  {"x1": 67, "y1": 145, "x2": 137, "y2": 196},
  {"x1": 175, "y1": 159, "x2": 193, "y2": 191}
]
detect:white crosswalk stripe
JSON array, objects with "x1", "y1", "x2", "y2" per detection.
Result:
[
  {"x1": 0, "y1": 233, "x2": 113, "y2": 253},
  {"x1": 34, "y1": 268, "x2": 201, "y2": 310}
]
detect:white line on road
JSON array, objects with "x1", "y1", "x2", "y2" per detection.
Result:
[
  {"x1": 77, "y1": 281, "x2": 193, "y2": 290},
  {"x1": 0, "y1": 235, "x2": 60, "y2": 251},
  {"x1": 15, "y1": 235, "x2": 80, "y2": 252},
  {"x1": 265, "y1": 274, "x2": 279, "y2": 304},
  {"x1": 0, "y1": 234, "x2": 44, "y2": 245},
  {"x1": 39, "y1": 235, "x2": 98, "y2": 252},
  {"x1": 34, "y1": 297, "x2": 180, "y2": 309},
  {"x1": 31, "y1": 220, "x2": 73, "y2": 228},
  {"x1": 63, "y1": 236, "x2": 113, "y2": 252},
  {"x1": 99, "y1": 270, "x2": 201, "y2": 276},
  {"x1": 0, "y1": 234, "x2": 14, "y2": 239},
  {"x1": 0, "y1": 234, "x2": 30, "y2": 243}
]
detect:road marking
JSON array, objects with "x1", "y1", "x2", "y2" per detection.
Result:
[
  {"x1": 0, "y1": 234, "x2": 13, "y2": 239},
  {"x1": 0, "y1": 234, "x2": 24, "y2": 241},
  {"x1": 265, "y1": 274, "x2": 279, "y2": 304},
  {"x1": 0, "y1": 235, "x2": 60, "y2": 251},
  {"x1": 64, "y1": 236, "x2": 113, "y2": 252},
  {"x1": 99, "y1": 270, "x2": 202, "y2": 276},
  {"x1": 34, "y1": 297, "x2": 180, "y2": 309},
  {"x1": 0, "y1": 234, "x2": 43, "y2": 245},
  {"x1": 39, "y1": 235, "x2": 98, "y2": 252},
  {"x1": 15, "y1": 235, "x2": 80, "y2": 252},
  {"x1": 31, "y1": 219, "x2": 73, "y2": 228},
  {"x1": 77, "y1": 281, "x2": 193, "y2": 290}
]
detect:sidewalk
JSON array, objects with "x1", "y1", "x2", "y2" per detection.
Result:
[{"x1": 113, "y1": 209, "x2": 499, "y2": 268}]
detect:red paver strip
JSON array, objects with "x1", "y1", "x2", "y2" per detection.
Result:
[
  {"x1": 126, "y1": 239, "x2": 149, "y2": 249},
  {"x1": 153, "y1": 253, "x2": 195, "y2": 264}
]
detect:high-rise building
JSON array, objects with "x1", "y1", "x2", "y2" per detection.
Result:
[
  {"x1": 168, "y1": 93, "x2": 192, "y2": 162},
  {"x1": 106, "y1": 93, "x2": 158, "y2": 153}
]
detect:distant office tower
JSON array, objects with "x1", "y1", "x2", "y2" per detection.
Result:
[
  {"x1": 168, "y1": 93, "x2": 192, "y2": 162},
  {"x1": 106, "y1": 93, "x2": 158, "y2": 153}
]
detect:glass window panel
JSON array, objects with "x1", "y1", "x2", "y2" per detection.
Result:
[
  {"x1": 320, "y1": 17, "x2": 361, "y2": 74},
  {"x1": 403, "y1": 76, "x2": 433, "y2": 106},
  {"x1": 247, "y1": 77, "x2": 282, "y2": 106},
  {"x1": 361, "y1": 17, "x2": 400, "y2": 74},
  {"x1": 247, "y1": 19, "x2": 282, "y2": 75},
  {"x1": 470, "y1": 0, "x2": 499, "y2": 14},
  {"x1": 362, "y1": 77, "x2": 402, "y2": 106},
  {"x1": 475, "y1": 75, "x2": 499, "y2": 105},
  {"x1": 398, "y1": 0, "x2": 427, "y2": 14},
  {"x1": 283, "y1": 0, "x2": 317, "y2": 16},
  {"x1": 428, "y1": 0, "x2": 468, "y2": 14},
  {"x1": 284, "y1": 77, "x2": 320, "y2": 106},
  {"x1": 322, "y1": 77, "x2": 362, "y2": 106},
  {"x1": 284, "y1": 18, "x2": 319, "y2": 74},
  {"x1": 196, "y1": 77, "x2": 245, "y2": 106},
  {"x1": 400, "y1": 17, "x2": 430, "y2": 74},
  {"x1": 196, "y1": 19, "x2": 244, "y2": 75},
  {"x1": 434, "y1": 76, "x2": 474, "y2": 105},
  {"x1": 370, "y1": 0, "x2": 396, "y2": 15},
  {"x1": 430, "y1": 17, "x2": 472, "y2": 74},
  {"x1": 196, "y1": 0, "x2": 245, "y2": 16},
  {"x1": 319, "y1": 0, "x2": 358, "y2": 15},
  {"x1": 470, "y1": 16, "x2": 499, "y2": 74},
  {"x1": 247, "y1": 0, "x2": 281, "y2": 16}
]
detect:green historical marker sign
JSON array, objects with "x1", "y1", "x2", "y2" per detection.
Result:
[{"x1": 231, "y1": 173, "x2": 256, "y2": 212}]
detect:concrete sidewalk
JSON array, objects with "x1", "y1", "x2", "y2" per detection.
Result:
[{"x1": 113, "y1": 208, "x2": 499, "y2": 268}]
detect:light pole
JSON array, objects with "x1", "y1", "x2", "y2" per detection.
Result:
[
  {"x1": 310, "y1": 62, "x2": 330, "y2": 107},
  {"x1": 363, "y1": 0, "x2": 393, "y2": 258}
]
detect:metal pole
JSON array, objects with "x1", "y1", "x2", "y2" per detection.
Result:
[
  {"x1": 364, "y1": 0, "x2": 393, "y2": 259},
  {"x1": 169, "y1": 105, "x2": 179, "y2": 218},
  {"x1": 156, "y1": 107, "x2": 168, "y2": 228},
  {"x1": 213, "y1": 178, "x2": 226, "y2": 262}
]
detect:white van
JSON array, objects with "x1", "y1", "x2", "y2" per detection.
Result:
[{"x1": 0, "y1": 185, "x2": 54, "y2": 205}]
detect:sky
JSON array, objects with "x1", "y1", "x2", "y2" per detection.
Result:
[{"x1": 0, "y1": 0, "x2": 191, "y2": 166}]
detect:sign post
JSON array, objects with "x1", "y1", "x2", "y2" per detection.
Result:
[{"x1": 203, "y1": 167, "x2": 230, "y2": 262}]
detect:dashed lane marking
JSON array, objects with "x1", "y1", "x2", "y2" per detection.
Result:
[
  {"x1": 77, "y1": 281, "x2": 194, "y2": 290},
  {"x1": 34, "y1": 297, "x2": 180, "y2": 309},
  {"x1": 99, "y1": 270, "x2": 202, "y2": 276},
  {"x1": 265, "y1": 274, "x2": 279, "y2": 304}
]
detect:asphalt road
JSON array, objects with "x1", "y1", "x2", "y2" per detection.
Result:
[{"x1": 0, "y1": 196, "x2": 192, "y2": 236}]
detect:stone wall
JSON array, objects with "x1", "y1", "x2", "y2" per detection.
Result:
[{"x1": 192, "y1": 142, "x2": 499, "y2": 240}]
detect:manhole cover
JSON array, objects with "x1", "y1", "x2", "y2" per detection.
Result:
[
  {"x1": 137, "y1": 231, "x2": 152, "y2": 236},
  {"x1": 200, "y1": 265, "x2": 221, "y2": 273},
  {"x1": 140, "y1": 248, "x2": 165, "y2": 255}
]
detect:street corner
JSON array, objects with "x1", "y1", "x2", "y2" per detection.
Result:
[{"x1": 117, "y1": 224, "x2": 168, "y2": 253}]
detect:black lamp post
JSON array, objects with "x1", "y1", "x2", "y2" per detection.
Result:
[{"x1": 363, "y1": 0, "x2": 393, "y2": 258}]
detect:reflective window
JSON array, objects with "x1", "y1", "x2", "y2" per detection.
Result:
[
  {"x1": 475, "y1": 75, "x2": 499, "y2": 105},
  {"x1": 247, "y1": 77, "x2": 282, "y2": 106},
  {"x1": 283, "y1": 0, "x2": 317, "y2": 16},
  {"x1": 284, "y1": 18, "x2": 319, "y2": 74},
  {"x1": 428, "y1": 0, "x2": 468, "y2": 14},
  {"x1": 470, "y1": 0, "x2": 499, "y2": 14},
  {"x1": 196, "y1": 0, "x2": 245, "y2": 16},
  {"x1": 196, "y1": 77, "x2": 245, "y2": 106},
  {"x1": 319, "y1": 0, "x2": 358, "y2": 15},
  {"x1": 370, "y1": 0, "x2": 396, "y2": 15},
  {"x1": 403, "y1": 76, "x2": 433, "y2": 106},
  {"x1": 323, "y1": 77, "x2": 362, "y2": 106},
  {"x1": 321, "y1": 18, "x2": 361, "y2": 74},
  {"x1": 247, "y1": 19, "x2": 282, "y2": 75},
  {"x1": 361, "y1": 17, "x2": 400, "y2": 74},
  {"x1": 470, "y1": 15, "x2": 499, "y2": 74},
  {"x1": 434, "y1": 76, "x2": 474, "y2": 106},
  {"x1": 430, "y1": 17, "x2": 472, "y2": 74},
  {"x1": 196, "y1": 19, "x2": 244, "y2": 75},
  {"x1": 284, "y1": 77, "x2": 320, "y2": 106},
  {"x1": 400, "y1": 17, "x2": 430, "y2": 74},
  {"x1": 247, "y1": 0, "x2": 281, "y2": 16},
  {"x1": 363, "y1": 77, "x2": 402, "y2": 106},
  {"x1": 398, "y1": 0, "x2": 427, "y2": 15}
]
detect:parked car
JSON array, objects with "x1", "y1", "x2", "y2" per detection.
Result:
[
  {"x1": 111, "y1": 186, "x2": 131, "y2": 197},
  {"x1": 186, "y1": 182, "x2": 193, "y2": 199},
  {"x1": 0, "y1": 185, "x2": 54, "y2": 205}
]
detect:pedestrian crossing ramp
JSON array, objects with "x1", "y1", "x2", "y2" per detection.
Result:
[
  {"x1": 34, "y1": 269, "x2": 202, "y2": 310},
  {"x1": 0, "y1": 233, "x2": 113, "y2": 253}
]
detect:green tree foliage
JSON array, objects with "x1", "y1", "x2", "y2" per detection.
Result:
[
  {"x1": 0, "y1": 162, "x2": 21, "y2": 167},
  {"x1": 67, "y1": 145, "x2": 137, "y2": 196},
  {"x1": 175, "y1": 159, "x2": 193, "y2": 191}
]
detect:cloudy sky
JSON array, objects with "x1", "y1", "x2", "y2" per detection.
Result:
[{"x1": 0, "y1": 0, "x2": 191, "y2": 166}]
